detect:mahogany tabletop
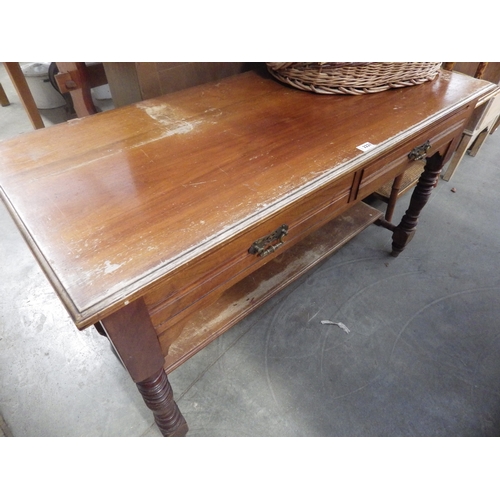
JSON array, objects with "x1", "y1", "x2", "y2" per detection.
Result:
[{"x1": 0, "y1": 69, "x2": 493, "y2": 328}]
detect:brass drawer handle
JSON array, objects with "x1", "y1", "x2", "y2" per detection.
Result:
[
  {"x1": 248, "y1": 224, "x2": 289, "y2": 257},
  {"x1": 408, "y1": 140, "x2": 431, "y2": 161}
]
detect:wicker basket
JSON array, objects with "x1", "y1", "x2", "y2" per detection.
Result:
[{"x1": 266, "y1": 62, "x2": 442, "y2": 95}]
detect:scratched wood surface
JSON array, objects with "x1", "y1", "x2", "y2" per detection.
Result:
[{"x1": 0, "y1": 69, "x2": 493, "y2": 328}]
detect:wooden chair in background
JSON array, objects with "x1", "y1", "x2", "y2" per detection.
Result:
[
  {"x1": 0, "y1": 82, "x2": 10, "y2": 107},
  {"x1": 54, "y1": 63, "x2": 108, "y2": 117},
  {"x1": 2, "y1": 62, "x2": 45, "y2": 129}
]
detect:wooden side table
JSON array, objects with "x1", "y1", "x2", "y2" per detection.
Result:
[{"x1": 0, "y1": 69, "x2": 493, "y2": 436}]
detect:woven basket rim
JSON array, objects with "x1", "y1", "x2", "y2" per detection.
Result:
[{"x1": 266, "y1": 62, "x2": 442, "y2": 95}]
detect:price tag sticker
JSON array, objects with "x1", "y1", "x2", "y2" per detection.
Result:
[{"x1": 357, "y1": 142, "x2": 376, "y2": 152}]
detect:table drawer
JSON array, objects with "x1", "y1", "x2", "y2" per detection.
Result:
[
  {"x1": 144, "y1": 170, "x2": 355, "y2": 338},
  {"x1": 355, "y1": 104, "x2": 471, "y2": 200}
]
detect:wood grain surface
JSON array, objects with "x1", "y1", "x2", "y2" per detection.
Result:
[{"x1": 0, "y1": 70, "x2": 493, "y2": 328}]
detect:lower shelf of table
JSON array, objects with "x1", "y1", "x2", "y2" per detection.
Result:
[{"x1": 163, "y1": 201, "x2": 383, "y2": 373}]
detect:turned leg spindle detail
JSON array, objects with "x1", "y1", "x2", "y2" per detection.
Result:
[
  {"x1": 99, "y1": 298, "x2": 188, "y2": 437},
  {"x1": 137, "y1": 368, "x2": 188, "y2": 437},
  {"x1": 391, "y1": 152, "x2": 443, "y2": 257}
]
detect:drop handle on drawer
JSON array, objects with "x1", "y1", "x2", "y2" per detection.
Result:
[
  {"x1": 408, "y1": 140, "x2": 431, "y2": 161},
  {"x1": 248, "y1": 224, "x2": 289, "y2": 257}
]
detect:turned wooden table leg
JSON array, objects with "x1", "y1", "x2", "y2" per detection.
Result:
[
  {"x1": 99, "y1": 298, "x2": 188, "y2": 437},
  {"x1": 137, "y1": 368, "x2": 188, "y2": 437},
  {"x1": 391, "y1": 152, "x2": 443, "y2": 257}
]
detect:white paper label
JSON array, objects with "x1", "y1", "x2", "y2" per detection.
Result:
[{"x1": 357, "y1": 142, "x2": 376, "y2": 152}]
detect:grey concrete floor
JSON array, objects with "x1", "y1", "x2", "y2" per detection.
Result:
[{"x1": 1, "y1": 64, "x2": 500, "y2": 437}]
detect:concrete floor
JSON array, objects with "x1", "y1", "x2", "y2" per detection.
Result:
[{"x1": 1, "y1": 64, "x2": 500, "y2": 437}]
